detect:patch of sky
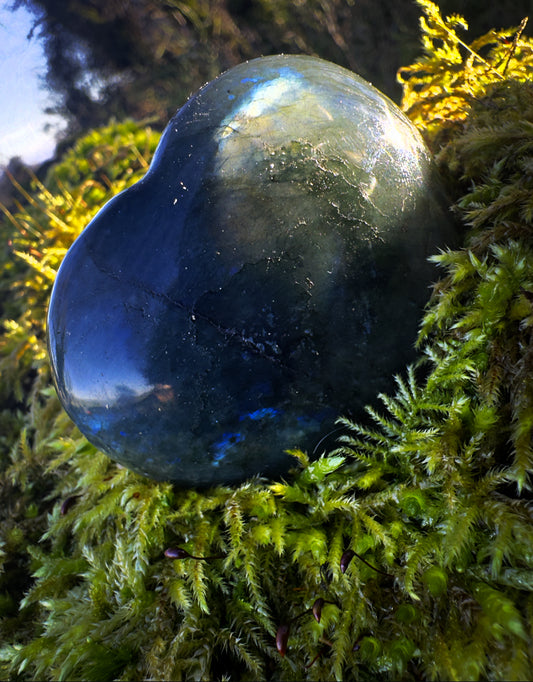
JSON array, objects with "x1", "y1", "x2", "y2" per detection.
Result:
[{"x1": 0, "y1": 4, "x2": 64, "y2": 165}]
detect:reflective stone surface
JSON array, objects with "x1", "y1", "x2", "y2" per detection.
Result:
[{"x1": 47, "y1": 55, "x2": 457, "y2": 486}]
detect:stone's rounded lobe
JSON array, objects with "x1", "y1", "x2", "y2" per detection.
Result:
[{"x1": 47, "y1": 55, "x2": 457, "y2": 487}]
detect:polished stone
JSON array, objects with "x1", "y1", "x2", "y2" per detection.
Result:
[{"x1": 47, "y1": 55, "x2": 457, "y2": 486}]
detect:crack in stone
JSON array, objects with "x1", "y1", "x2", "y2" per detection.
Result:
[{"x1": 88, "y1": 248, "x2": 293, "y2": 370}]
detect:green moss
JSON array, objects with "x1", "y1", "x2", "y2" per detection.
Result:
[{"x1": 1, "y1": 3, "x2": 533, "y2": 679}]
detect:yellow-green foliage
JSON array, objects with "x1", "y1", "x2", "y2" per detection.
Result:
[
  {"x1": 1, "y1": 3, "x2": 533, "y2": 680},
  {"x1": 399, "y1": 0, "x2": 533, "y2": 150}
]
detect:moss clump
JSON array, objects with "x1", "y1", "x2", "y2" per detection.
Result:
[{"x1": 1, "y1": 3, "x2": 533, "y2": 680}]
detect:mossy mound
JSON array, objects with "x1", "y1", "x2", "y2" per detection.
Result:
[{"x1": 1, "y1": 3, "x2": 533, "y2": 680}]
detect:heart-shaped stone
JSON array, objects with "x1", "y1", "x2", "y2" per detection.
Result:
[{"x1": 47, "y1": 55, "x2": 457, "y2": 486}]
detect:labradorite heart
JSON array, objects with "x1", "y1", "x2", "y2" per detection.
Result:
[{"x1": 47, "y1": 55, "x2": 456, "y2": 486}]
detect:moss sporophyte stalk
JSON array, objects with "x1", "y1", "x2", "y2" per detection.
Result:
[{"x1": 1, "y1": 2, "x2": 533, "y2": 680}]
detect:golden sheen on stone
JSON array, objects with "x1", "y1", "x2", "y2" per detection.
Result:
[{"x1": 47, "y1": 55, "x2": 457, "y2": 487}]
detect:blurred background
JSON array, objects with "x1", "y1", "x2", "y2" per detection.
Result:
[{"x1": 1, "y1": 0, "x2": 532, "y2": 197}]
